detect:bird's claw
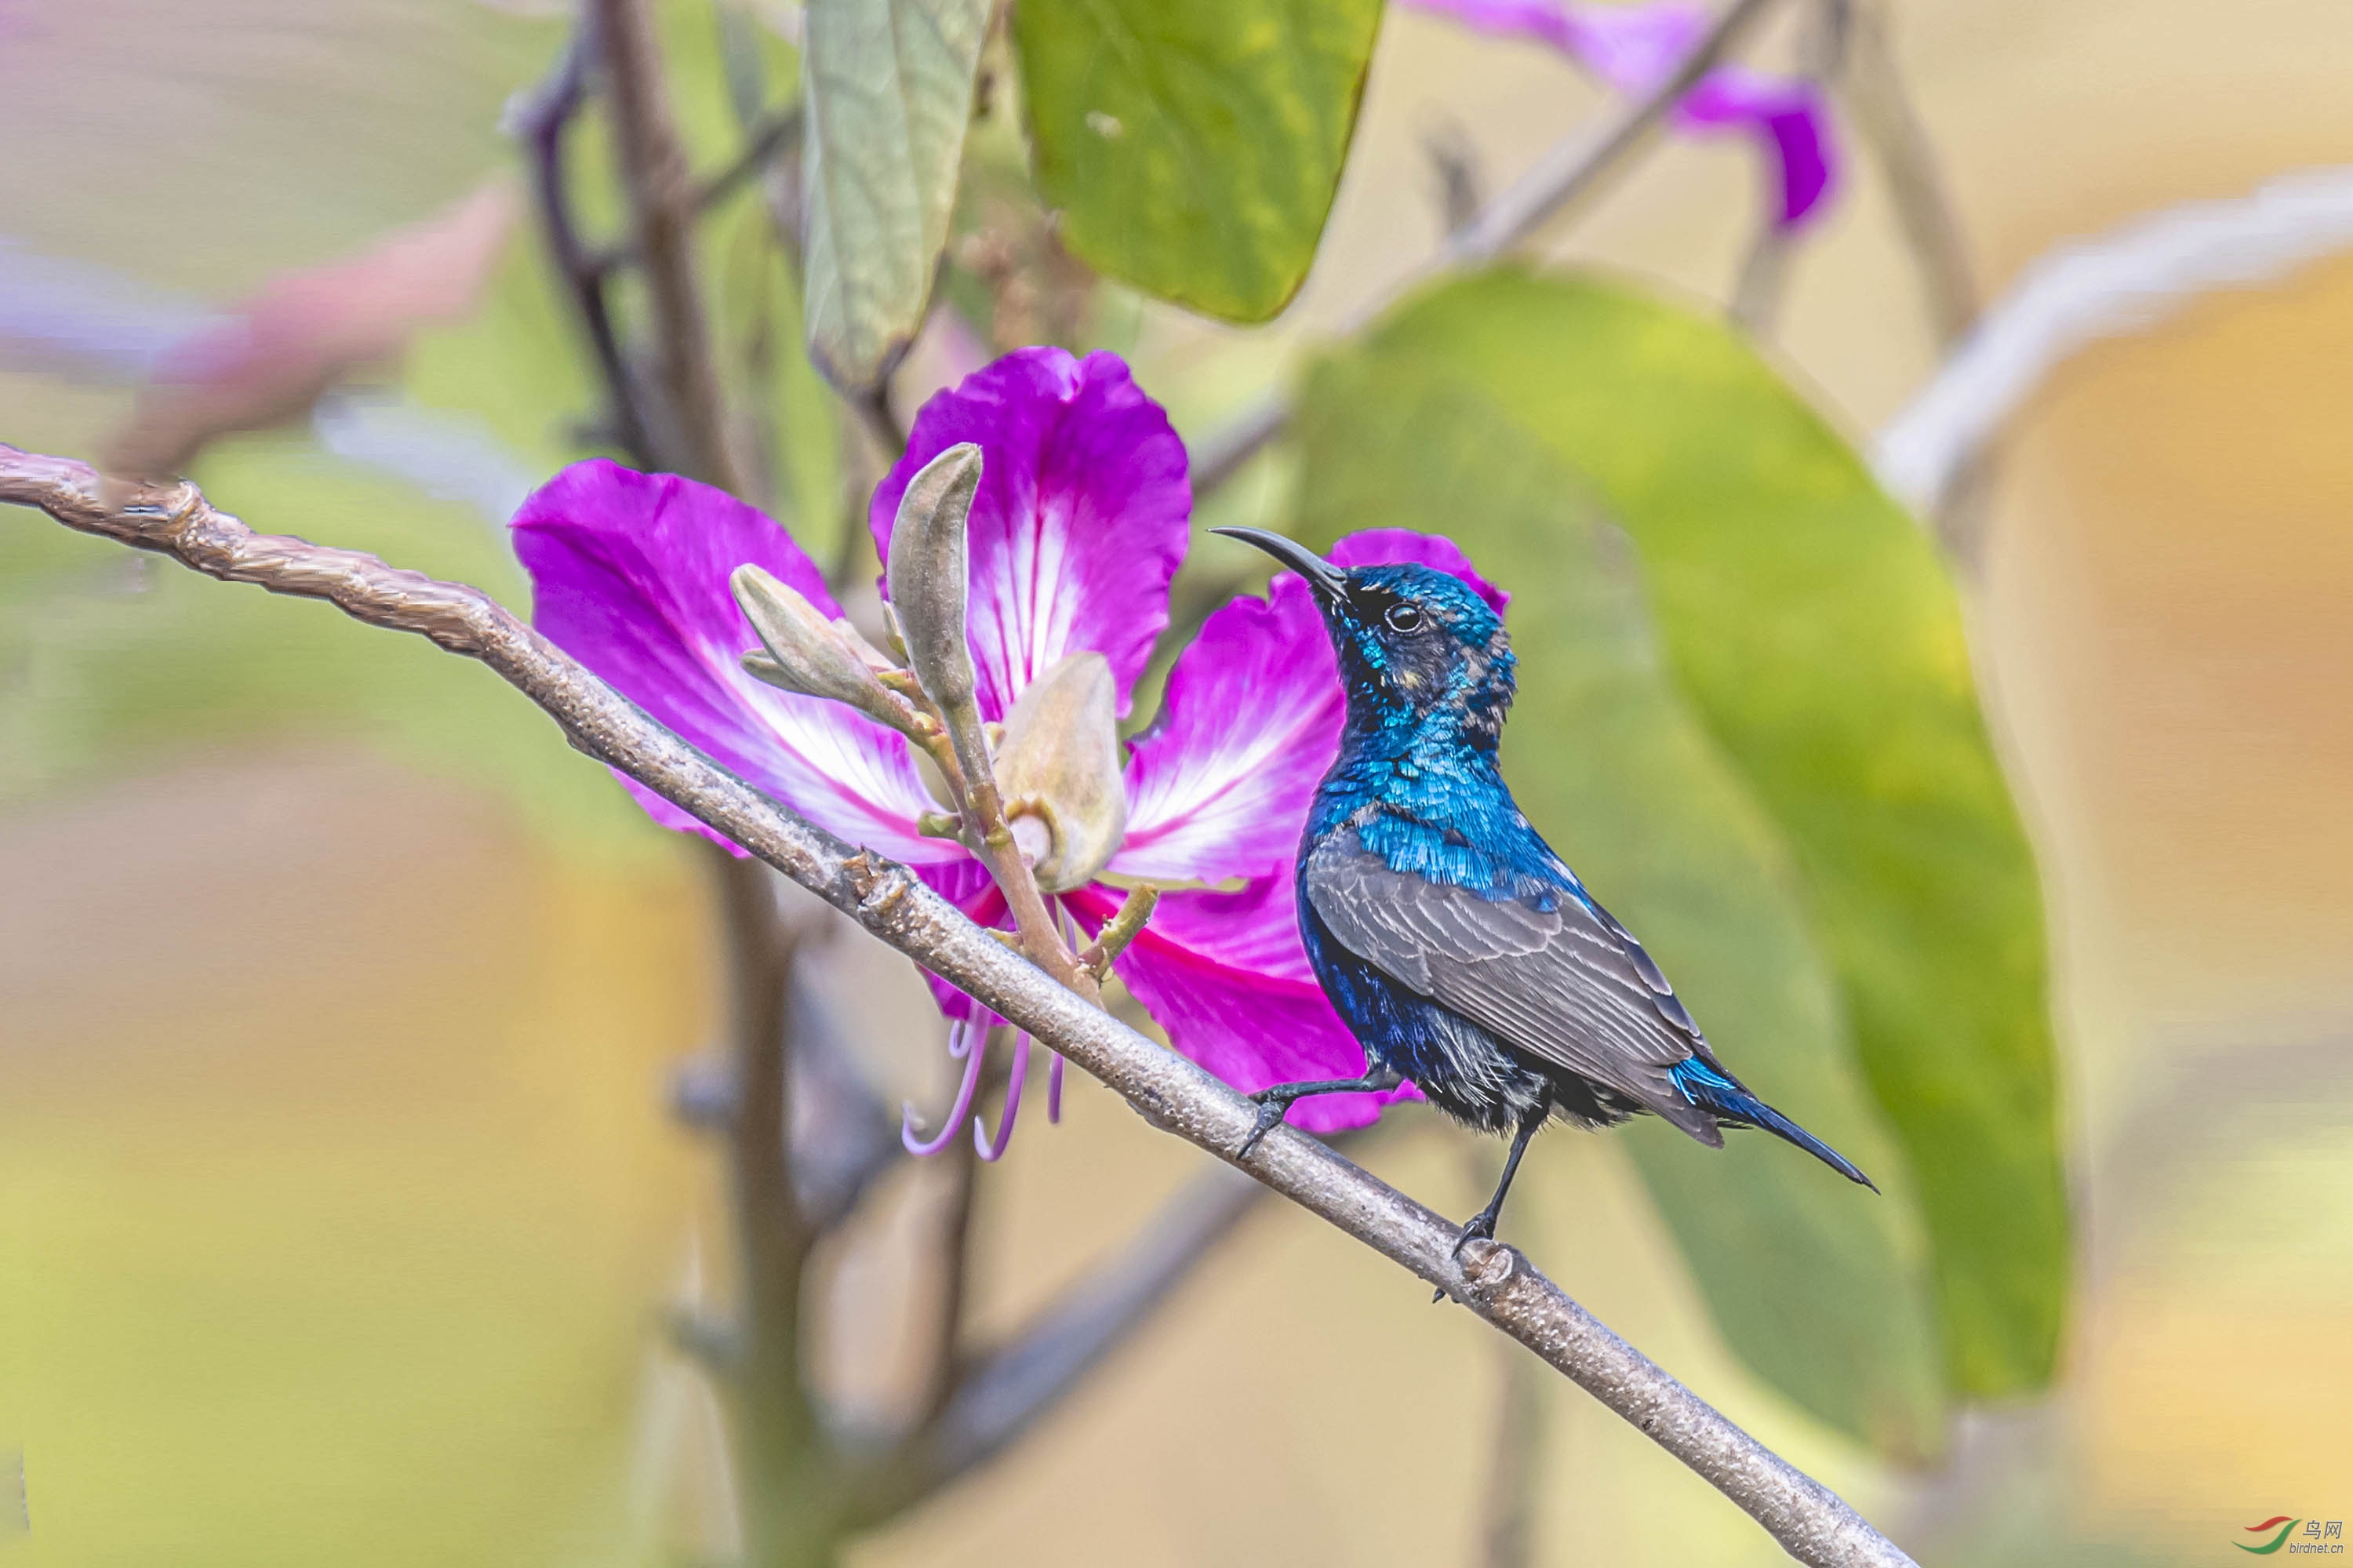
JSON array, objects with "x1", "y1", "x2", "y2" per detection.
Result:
[
  {"x1": 1452, "y1": 1211, "x2": 1499, "y2": 1260},
  {"x1": 1235, "y1": 1093, "x2": 1286, "y2": 1159}
]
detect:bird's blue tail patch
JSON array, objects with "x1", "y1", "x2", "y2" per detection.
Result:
[{"x1": 1669, "y1": 1059, "x2": 1877, "y2": 1191}]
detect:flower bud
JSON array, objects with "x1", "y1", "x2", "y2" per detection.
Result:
[
  {"x1": 731, "y1": 564, "x2": 904, "y2": 727},
  {"x1": 886, "y1": 442, "x2": 983, "y2": 713},
  {"x1": 992, "y1": 652, "x2": 1128, "y2": 892}
]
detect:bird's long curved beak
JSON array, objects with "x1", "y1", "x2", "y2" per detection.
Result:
[{"x1": 1210, "y1": 526, "x2": 1346, "y2": 602}]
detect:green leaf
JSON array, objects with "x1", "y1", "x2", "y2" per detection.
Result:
[
  {"x1": 1304, "y1": 269, "x2": 2068, "y2": 1400},
  {"x1": 1293, "y1": 378, "x2": 1946, "y2": 1457},
  {"x1": 1013, "y1": 0, "x2": 1382, "y2": 322},
  {"x1": 800, "y1": 0, "x2": 991, "y2": 390}
]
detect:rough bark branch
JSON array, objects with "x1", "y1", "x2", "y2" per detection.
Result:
[{"x1": 0, "y1": 446, "x2": 1915, "y2": 1568}]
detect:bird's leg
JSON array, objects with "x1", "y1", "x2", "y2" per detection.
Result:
[
  {"x1": 1235, "y1": 1067, "x2": 1403, "y2": 1159},
  {"x1": 1457, "y1": 1093, "x2": 1549, "y2": 1257}
]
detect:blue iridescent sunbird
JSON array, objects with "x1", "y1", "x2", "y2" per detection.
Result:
[{"x1": 1214, "y1": 528, "x2": 1875, "y2": 1250}]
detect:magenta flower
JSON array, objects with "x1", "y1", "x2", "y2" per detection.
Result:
[
  {"x1": 1407, "y1": 0, "x2": 1836, "y2": 227},
  {"x1": 511, "y1": 347, "x2": 1508, "y2": 1154}
]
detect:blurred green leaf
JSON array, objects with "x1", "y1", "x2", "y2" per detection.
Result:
[
  {"x1": 1304, "y1": 268, "x2": 2067, "y2": 1400},
  {"x1": 1294, "y1": 378, "x2": 1946, "y2": 1456},
  {"x1": 799, "y1": 0, "x2": 991, "y2": 390},
  {"x1": 1013, "y1": 0, "x2": 1381, "y2": 322}
]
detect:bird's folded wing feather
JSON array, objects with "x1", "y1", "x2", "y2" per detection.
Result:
[{"x1": 1303, "y1": 830, "x2": 1711, "y2": 1126}]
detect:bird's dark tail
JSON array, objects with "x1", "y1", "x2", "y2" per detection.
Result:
[{"x1": 1669, "y1": 1059, "x2": 1878, "y2": 1191}]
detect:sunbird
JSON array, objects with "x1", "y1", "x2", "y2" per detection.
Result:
[{"x1": 1215, "y1": 528, "x2": 1875, "y2": 1250}]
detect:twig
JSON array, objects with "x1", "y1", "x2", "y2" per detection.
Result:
[
  {"x1": 1730, "y1": 0, "x2": 1849, "y2": 338},
  {"x1": 1873, "y1": 165, "x2": 2353, "y2": 516},
  {"x1": 1444, "y1": 0, "x2": 1786, "y2": 269},
  {"x1": 1839, "y1": 0, "x2": 1978, "y2": 347},
  {"x1": 1187, "y1": 0, "x2": 1791, "y2": 495},
  {"x1": 842, "y1": 1162, "x2": 1270, "y2": 1526},
  {"x1": 512, "y1": 23, "x2": 655, "y2": 464},
  {"x1": 1078, "y1": 885, "x2": 1158, "y2": 980},
  {"x1": 787, "y1": 966, "x2": 904, "y2": 1231},
  {"x1": 852, "y1": 383, "x2": 907, "y2": 459},
  {"x1": 584, "y1": 104, "x2": 807, "y2": 278},
  {"x1": 0, "y1": 449, "x2": 1916, "y2": 1568},
  {"x1": 592, "y1": 0, "x2": 747, "y2": 492}
]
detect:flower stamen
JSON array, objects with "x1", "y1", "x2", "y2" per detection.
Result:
[
  {"x1": 975, "y1": 1031, "x2": 1032, "y2": 1161},
  {"x1": 903, "y1": 1018, "x2": 989, "y2": 1156}
]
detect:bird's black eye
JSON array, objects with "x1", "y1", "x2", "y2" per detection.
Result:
[{"x1": 1384, "y1": 602, "x2": 1425, "y2": 634}]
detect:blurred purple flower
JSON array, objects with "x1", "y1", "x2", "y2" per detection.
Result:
[
  {"x1": 511, "y1": 347, "x2": 1508, "y2": 1152},
  {"x1": 1409, "y1": 0, "x2": 1836, "y2": 227}
]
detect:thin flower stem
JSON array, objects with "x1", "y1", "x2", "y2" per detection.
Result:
[
  {"x1": 934, "y1": 699, "x2": 1100, "y2": 1004},
  {"x1": 1079, "y1": 885, "x2": 1160, "y2": 980},
  {"x1": 591, "y1": 0, "x2": 748, "y2": 493},
  {"x1": 0, "y1": 450, "x2": 1916, "y2": 1568}
]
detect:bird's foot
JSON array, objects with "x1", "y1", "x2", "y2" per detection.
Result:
[
  {"x1": 1452, "y1": 1207, "x2": 1500, "y2": 1260},
  {"x1": 1235, "y1": 1093, "x2": 1289, "y2": 1159},
  {"x1": 1433, "y1": 1212, "x2": 1507, "y2": 1303}
]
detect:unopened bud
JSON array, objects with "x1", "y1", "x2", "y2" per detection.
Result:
[
  {"x1": 731, "y1": 565, "x2": 903, "y2": 726},
  {"x1": 994, "y1": 652, "x2": 1128, "y2": 892},
  {"x1": 886, "y1": 443, "x2": 983, "y2": 713}
]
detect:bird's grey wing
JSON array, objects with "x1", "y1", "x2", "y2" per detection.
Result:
[{"x1": 1303, "y1": 831, "x2": 1716, "y2": 1136}]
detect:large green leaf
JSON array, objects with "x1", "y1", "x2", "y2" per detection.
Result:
[
  {"x1": 1013, "y1": 0, "x2": 1382, "y2": 322},
  {"x1": 1304, "y1": 269, "x2": 2067, "y2": 1399},
  {"x1": 1293, "y1": 379, "x2": 1945, "y2": 1457},
  {"x1": 799, "y1": 0, "x2": 991, "y2": 390}
]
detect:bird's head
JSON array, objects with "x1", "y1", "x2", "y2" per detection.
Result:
[{"x1": 1214, "y1": 528, "x2": 1515, "y2": 748}]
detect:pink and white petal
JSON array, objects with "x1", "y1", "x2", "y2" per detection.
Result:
[
  {"x1": 1067, "y1": 881, "x2": 1423, "y2": 1135},
  {"x1": 1112, "y1": 575, "x2": 1343, "y2": 885},
  {"x1": 512, "y1": 460, "x2": 952, "y2": 860},
  {"x1": 870, "y1": 347, "x2": 1190, "y2": 720},
  {"x1": 1330, "y1": 529, "x2": 1511, "y2": 613},
  {"x1": 1400, "y1": 0, "x2": 1835, "y2": 227},
  {"x1": 1680, "y1": 69, "x2": 1836, "y2": 225}
]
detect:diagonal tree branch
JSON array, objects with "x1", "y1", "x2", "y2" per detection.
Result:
[{"x1": 0, "y1": 446, "x2": 1915, "y2": 1568}]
